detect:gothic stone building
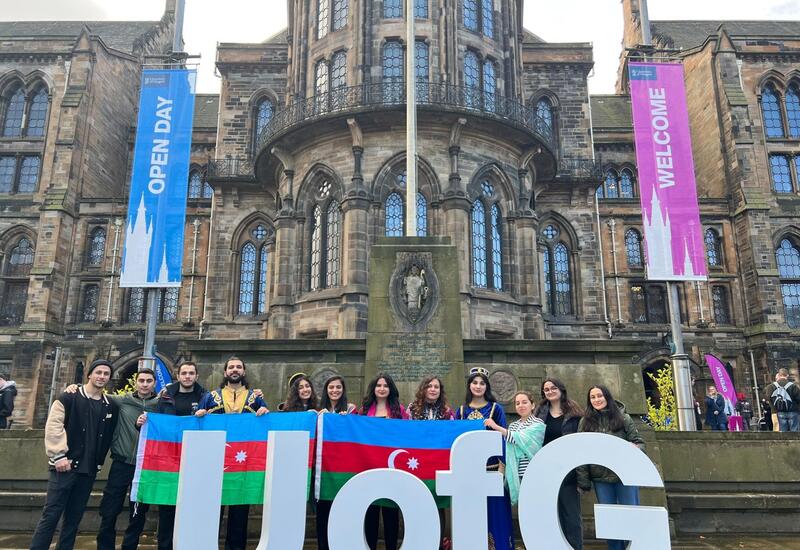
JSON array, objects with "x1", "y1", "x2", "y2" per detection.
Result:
[{"x1": 0, "y1": 0, "x2": 798, "y2": 426}]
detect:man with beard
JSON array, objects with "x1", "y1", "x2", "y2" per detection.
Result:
[
  {"x1": 196, "y1": 356, "x2": 268, "y2": 550},
  {"x1": 155, "y1": 361, "x2": 206, "y2": 550}
]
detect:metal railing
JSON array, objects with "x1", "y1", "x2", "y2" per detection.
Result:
[
  {"x1": 557, "y1": 158, "x2": 604, "y2": 181},
  {"x1": 207, "y1": 157, "x2": 255, "y2": 180},
  {"x1": 254, "y1": 81, "x2": 557, "y2": 157}
]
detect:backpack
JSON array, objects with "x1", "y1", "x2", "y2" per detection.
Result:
[{"x1": 771, "y1": 382, "x2": 797, "y2": 413}]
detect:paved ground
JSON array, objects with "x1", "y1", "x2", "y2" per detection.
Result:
[{"x1": 3, "y1": 533, "x2": 800, "y2": 549}]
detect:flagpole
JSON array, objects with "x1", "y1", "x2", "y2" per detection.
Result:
[{"x1": 405, "y1": 0, "x2": 417, "y2": 236}]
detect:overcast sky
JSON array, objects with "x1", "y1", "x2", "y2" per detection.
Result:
[{"x1": 2, "y1": 0, "x2": 798, "y2": 94}]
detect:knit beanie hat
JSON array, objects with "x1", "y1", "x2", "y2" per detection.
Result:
[{"x1": 87, "y1": 359, "x2": 114, "y2": 378}]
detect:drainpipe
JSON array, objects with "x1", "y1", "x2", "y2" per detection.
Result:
[
  {"x1": 607, "y1": 218, "x2": 623, "y2": 324},
  {"x1": 199, "y1": 197, "x2": 215, "y2": 339},
  {"x1": 595, "y1": 194, "x2": 613, "y2": 338},
  {"x1": 696, "y1": 281, "x2": 706, "y2": 325},
  {"x1": 105, "y1": 218, "x2": 123, "y2": 324},
  {"x1": 186, "y1": 218, "x2": 201, "y2": 324},
  {"x1": 749, "y1": 349, "x2": 762, "y2": 418}
]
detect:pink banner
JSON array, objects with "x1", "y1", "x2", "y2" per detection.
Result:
[
  {"x1": 629, "y1": 63, "x2": 707, "y2": 281},
  {"x1": 705, "y1": 353, "x2": 737, "y2": 408}
]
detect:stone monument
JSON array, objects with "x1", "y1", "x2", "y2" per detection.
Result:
[{"x1": 365, "y1": 236, "x2": 464, "y2": 404}]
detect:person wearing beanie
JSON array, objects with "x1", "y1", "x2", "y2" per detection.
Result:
[{"x1": 30, "y1": 359, "x2": 118, "y2": 550}]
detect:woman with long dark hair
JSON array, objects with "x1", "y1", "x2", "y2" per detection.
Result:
[
  {"x1": 356, "y1": 374, "x2": 408, "y2": 550},
  {"x1": 533, "y1": 378, "x2": 584, "y2": 549},
  {"x1": 454, "y1": 368, "x2": 514, "y2": 550},
  {"x1": 281, "y1": 373, "x2": 319, "y2": 412},
  {"x1": 319, "y1": 375, "x2": 356, "y2": 414},
  {"x1": 577, "y1": 385, "x2": 645, "y2": 550},
  {"x1": 407, "y1": 375, "x2": 454, "y2": 420}
]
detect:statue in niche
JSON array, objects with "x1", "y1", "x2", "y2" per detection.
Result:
[{"x1": 403, "y1": 264, "x2": 428, "y2": 316}]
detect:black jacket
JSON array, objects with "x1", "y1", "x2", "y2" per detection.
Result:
[
  {"x1": 157, "y1": 381, "x2": 206, "y2": 416},
  {"x1": 0, "y1": 381, "x2": 16, "y2": 418},
  {"x1": 45, "y1": 387, "x2": 118, "y2": 471}
]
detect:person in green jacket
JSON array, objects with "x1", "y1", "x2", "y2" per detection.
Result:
[{"x1": 576, "y1": 385, "x2": 645, "y2": 550}]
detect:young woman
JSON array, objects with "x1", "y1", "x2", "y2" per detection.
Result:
[
  {"x1": 407, "y1": 375, "x2": 454, "y2": 420},
  {"x1": 577, "y1": 385, "x2": 646, "y2": 550},
  {"x1": 319, "y1": 375, "x2": 356, "y2": 414},
  {"x1": 407, "y1": 375, "x2": 453, "y2": 550},
  {"x1": 357, "y1": 374, "x2": 408, "y2": 550},
  {"x1": 485, "y1": 390, "x2": 545, "y2": 505},
  {"x1": 281, "y1": 373, "x2": 319, "y2": 412},
  {"x1": 454, "y1": 368, "x2": 514, "y2": 550},
  {"x1": 534, "y1": 378, "x2": 584, "y2": 550}
]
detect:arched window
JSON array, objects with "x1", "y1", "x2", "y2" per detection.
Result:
[
  {"x1": 536, "y1": 98, "x2": 554, "y2": 136},
  {"x1": 188, "y1": 169, "x2": 212, "y2": 199},
  {"x1": 602, "y1": 169, "x2": 619, "y2": 198},
  {"x1": 769, "y1": 154, "x2": 793, "y2": 193},
  {"x1": 238, "y1": 224, "x2": 271, "y2": 316},
  {"x1": 384, "y1": 0, "x2": 402, "y2": 18},
  {"x1": 415, "y1": 0, "x2": 428, "y2": 18},
  {"x1": 481, "y1": 0, "x2": 494, "y2": 38},
  {"x1": 317, "y1": 0, "x2": 330, "y2": 38},
  {"x1": 787, "y1": 84, "x2": 800, "y2": 138},
  {"x1": 471, "y1": 181, "x2": 503, "y2": 290},
  {"x1": 81, "y1": 284, "x2": 100, "y2": 323},
  {"x1": 385, "y1": 192, "x2": 404, "y2": 236},
  {"x1": 254, "y1": 98, "x2": 274, "y2": 145},
  {"x1": 597, "y1": 168, "x2": 636, "y2": 199},
  {"x1": 2, "y1": 88, "x2": 25, "y2": 137},
  {"x1": 704, "y1": 228, "x2": 722, "y2": 268},
  {"x1": 619, "y1": 169, "x2": 635, "y2": 198},
  {"x1": 464, "y1": 0, "x2": 479, "y2": 31},
  {"x1": 0, "y1": 236, "x2": 34, "y2": 326},
  {"x1": 625, "y1": 229, "x2": 643, "y2": 267},
  {"x1": 482, "y1": 60, "x2": 496, "y2": 112},
  {"x1": 711, "y1": 285, "x2": 731, "y2": 325},
  {"x1": 332, "y1": 0, "x2": 348, "y2": 31},
  {"x1": 309, "y1": 181, "x2": 341, "y2": 291},
  {"x1": 761, "y1": 84, "x2": 785, "y2": 138},
  {"x1": 541, "y1": 224, "x2": 572, "y2": 315},
  {"x1": 776, "y1": 238, "x2": 800, "y2": 328},
  {"x1": 86, "y1": 227, "x2": 106, "y2": 267},
  {"x1": 26, "y1": 88, "x2": 49, "y2": 137},
  {"x1": 382, "y1": 41, "x2": 403, "y2": 102}
]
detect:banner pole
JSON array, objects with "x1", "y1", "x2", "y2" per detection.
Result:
[
  {"x1": 405, "y1": 0, "x2": 417, "y2": 236},
  {"x1": 667, "y1": 282, "x2": 696, "y2": 431}
]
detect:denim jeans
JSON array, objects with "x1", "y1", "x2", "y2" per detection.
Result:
[
  {"x1": 594, "y1": 481, "x2": 640, "y2": 550},
  {"x1": 777, "y1": 411, "x2": 800, "y2": 432}
]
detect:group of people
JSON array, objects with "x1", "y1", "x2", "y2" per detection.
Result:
[{"x1": 30, "y1": 355, "x2": 648, "y2": 550}]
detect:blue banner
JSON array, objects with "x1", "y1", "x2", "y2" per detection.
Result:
[
  {"x1": 154, "y1": 357, "x2": 173, "y2": 393},
  {"x1": 121, "y1": 69, "x2": 196, "y2": 287}
]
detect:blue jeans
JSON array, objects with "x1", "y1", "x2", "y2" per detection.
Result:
[
  {"x1": 594, "y1": 481, "x2": 640, "y2": 550},
  {"x1": 777, "y1": 411, "x2": 800, "y2": 432}
]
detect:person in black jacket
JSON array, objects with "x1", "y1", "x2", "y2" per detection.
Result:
[
  {"x1": 0, "y1": 372, "x2": 17, "y2": 429},
  {"x1": 534, "y1": 378, "x2": 585, "y2": 550},
  {"x1": 154, "y1": 361, "x2": 206, "y2": 550},
  {"x1": 30, "y1": 359, "x2": 118, "y2": 550}
]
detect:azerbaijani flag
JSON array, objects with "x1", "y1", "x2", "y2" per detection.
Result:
[
  {"x1": 316, "y1": 414, "x2": 484, "y2": 507},
  {"x1": 131, "y1": 412, "x2": 318, "y2": 505}
]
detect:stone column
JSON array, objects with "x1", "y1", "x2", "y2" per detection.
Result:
[{"x1": 268, "y1": 169, "x2": 297, "y2": 339}]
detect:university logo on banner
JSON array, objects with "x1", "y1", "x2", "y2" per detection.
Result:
[
  {"x1": 628, "y1": 62, "x2": 707, "y2": 281},
  {"x1": 121, "y1": 69, "x2": 197, "y2": 288}
]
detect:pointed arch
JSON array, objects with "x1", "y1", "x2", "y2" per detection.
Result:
[
  {"x1": 230, "y1": 212, "x2": 275, "y2": 316},
  {"x1": 538, "y1": 214, "x2": 579, "y2": 316},
  {"x1": 296, "y1": 163, "x2": 344, "y2": 213},
  {"x1": 371, "y1": 152, "x2": 441, "y2": 202},
  {"x1": 467, "y1": 162, "x2": 517, "y2": 212}
]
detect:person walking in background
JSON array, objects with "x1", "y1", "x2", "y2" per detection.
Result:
[
  {"x1": 704, "y1": 386, "x2": 728, "y2": 431},
  {"x1": 155, "y1": 361, "x2": 206, "y2": 550},
  {"x1": 30, "y1": 360, "x2": 118, "y2": 550},
  {"x1": 764, "y1": 368, "x2": 800, "y2": 432},
  {"x1": 0, "y1": 371, "x2": 16, "y2": 429},
  {"x1": 195, "y1": 356, "x2": 268, "y2": 550},
  {"x1": 534, "y1": 378, "x2": 584, "y2": 549},
  {"x1": 455, "y1": 368, "x2": 514, "y2": 550},
  {"x1": 734, "y1": 392, "x2": 754, "y2": 431},
  {"x1": 356, "y1": 374, "x2": 408, "y2": 550},
  {"x1": 759, "y1": 397, "x2": 774, "y2": 431},
  {"x1": 577, "y1": 385, "x2": 645, "y2": 550}
]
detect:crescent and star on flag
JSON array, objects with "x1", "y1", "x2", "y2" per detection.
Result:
[{"x1": 387, "y1": 449, "x2": 420, "y2": 471}]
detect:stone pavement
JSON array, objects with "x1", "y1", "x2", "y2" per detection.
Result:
[{"x1": 2, "y1": 533, "x2": 800, "y2": 549}]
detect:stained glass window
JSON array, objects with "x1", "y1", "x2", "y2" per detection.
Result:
[
  {"x1": 604, "y1": 169, "x2": 619, "y2": 198},
  {"x1": 385, "y1": 192, "x2": 404, "y2": 237},
  {"x1": 17, "y1": 156, "x2": 40, "y2": 193},
  {"x1": 127, "y1": 288, "x2": 146, "y2": 323},
  {"x1": 87, "y1": 227, "x2": 106, "y2": 266},
  {"x1": 787, "y1": 85, "x2": 800, "y2": 138},
  {"x1": 472, "y1": 200, "x2": 487, "y2": 288},
  {"x1": 415, "y1": 0, "x2": 428, "y2": 18},
  {"x1": 536, "y1": 98, "x2": 553, "y2": 134},
  {"x1": 310, "y1": 205, "x2": 323, "y2": 291},
  {"x1": 464, "y1": 51, "x2": 480, "y2": 108},
  {"x1": 26, "y1": 88, "x2": 49, "y2": 137},
  {"x1": 7, "y1": 237, "x2": 34, "y2": 276},
  {"x1": 161, "y1": 288, "x2": 179, "y2": 323},
  {"x1": 542, "y1": 225, "x2": 558, "y2": 240},
  {"x1": 553, "y1": 243, "x2": 571, "y2": 315},
  {"x1": 188, "y1": 170, "x2": 202, "y2": 199},
  {"x1": 777, "y1": 239, "x2": 800, "y2": 278},
  {"x1": 383, "y1": 41, "x2": 403, "y2": 102},
  {"x1": 326, "y1": 201, "x2": 341, "y2": 288},
  {"x1": 2, "y1": 88, "x2": 24, "y2": 137},
  {"x1": 712, "y1": 285, "x2": 731, "y2": 325},
  {"x1": 464, "y1": 0, "x2": 478, "y2": 30},
  {"x1": 333, "y1": 0, "x2": 348, "y2": 30},
  {"x1": 483, "y1": 61, "x2": 496, "y2": 112},
  {"x1": 238, "y1": 242, "x2": 257, "y2": 315},
  {"x1": 316, "y1": 60, "x2": 329, "y2": 112},
  {"x1": 317, "y1": 0, "x2": 330, "y2": 38},
  {"x1": 620, "y1": 169, "x2": 635, "y2": 198},
  {"x1": 769, "y1": 154, "x2": 793, "y2": 193},
  {"x1": 481, "y1": 0, "x2": 494, "y2": 37},
  {"x1": 258, "y1": 244, "x2": 268, "y2": 315},
  {"x1": 415, "y1": 41, "x2": 429, "y2": 101},
  {"x1": 416, "y1": 192, "x2": 427, "y2": 237},
  {"x1": 384, "y1": 0, "x2": 402, "y2": 18},
  {"x1": 0, "y1": 157, "x2": 14, "y2": 193},
  {"x1": 776, "y1": 238, "x2": 800, "y2": 327},
  {"x1": 705, "y1": 228, "x2": 722, "y2": 267},
  {"x1": 80, "y1": 284, "x2": 99, "y2": 323},
  {"x1": 625, "y1": 229, "x2": 643, "y2": 267},
  {"x1": 255, "y1": 99, "x2": 274, "y2": 142},
  {"x1": 490, "y1": 204, "x2": 502, "y2": 289},
  {"x1": 331, "y1": 51, "x2": 347, "y2": 110},
  {"x1": 761, "y1": 84, "x2": 784, "y2": 138}
]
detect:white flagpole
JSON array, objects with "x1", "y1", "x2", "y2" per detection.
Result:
[{"x1": 405, "y1": 0, "x2": 417, "y2": 236}]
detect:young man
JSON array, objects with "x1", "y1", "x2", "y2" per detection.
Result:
[
  {"x1": 95, "y1": 368, "x2": 161, "y2": 550},
  {"x1": 30, "y1": 359, "x2": 118, "y2": 550},
  {"x1": 196, "y1": 356, "x2": 268, "y2": 550},
  {"x1": 155, "y1": 361, "x2": 206, "y2": 550},
  {"x1": 765, "y1": 368, "x2": 800, "y2": 432},
  {"x1": 0, "y1": 371, "x2": 17, "y2": 429}
]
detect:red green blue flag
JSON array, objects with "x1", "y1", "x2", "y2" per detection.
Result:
[
  {"x1": 131, "y1": 412, "x2": 318, "y2": 505},
  {"x1": 316, "y1": 414, "x2": 484, "y2": 507}
]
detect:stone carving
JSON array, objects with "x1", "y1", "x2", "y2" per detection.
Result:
[
  {"x1": 389, "y1": 252, "x2": 439, "y2": 331},
  {"x1": 489, "y1": 369, "x2": 518, "y2": 404}
]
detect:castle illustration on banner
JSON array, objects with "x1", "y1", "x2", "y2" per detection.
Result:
[
  {"x1": 121, "y1": 194, "x2": 172, "y2": 285},
  {"x1": 642, "y1": 185, "x2": 697, "y2": 279}
]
